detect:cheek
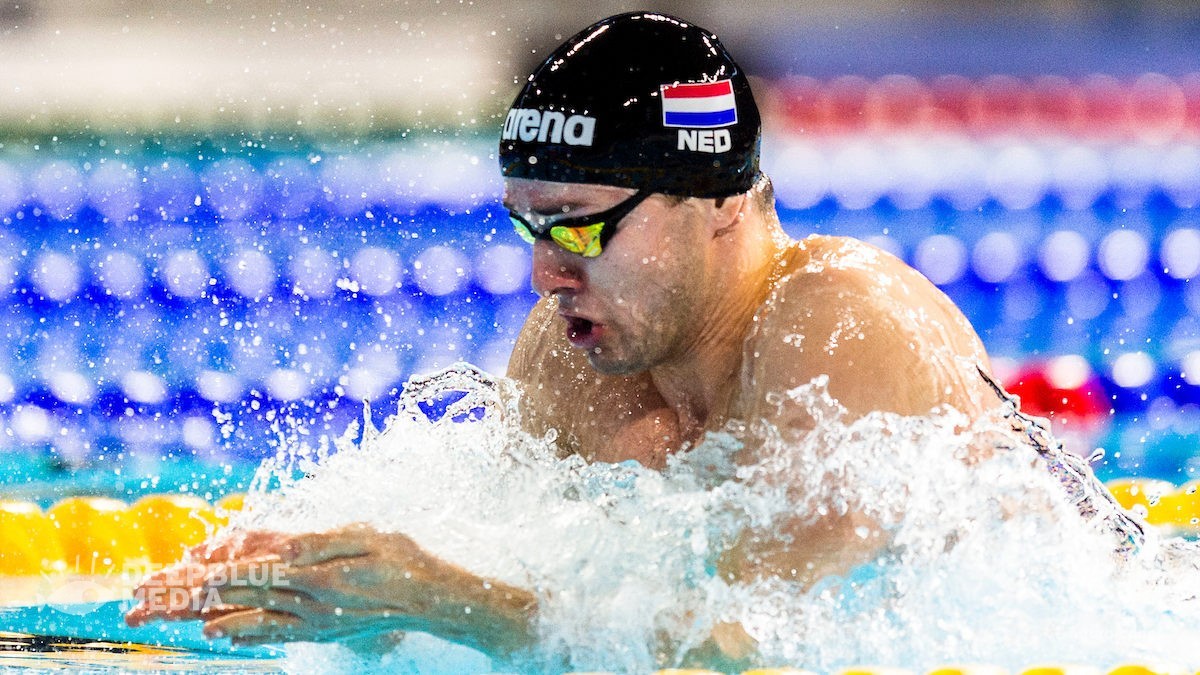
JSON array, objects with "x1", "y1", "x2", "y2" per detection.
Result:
[
  {"x1": 593, "y1": 244, "x2": 657, "y2": 288},
  {"x1": 597, "y1": 219, "x2": 700, "y2": 302},
  {"x1": 619, "y1": 264, "x2": 694, "y2": 324},
  {"x1": 626, "y1": 229, "x2": 690, "y2": 272}
]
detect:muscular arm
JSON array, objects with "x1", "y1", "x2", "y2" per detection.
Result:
[
  {"x1": 127, "y1": 526, "x2": 539, "y2": 663},
  {"x1": 128, "y1": 241, "x2": 997, "y2": 667},
  {"x1": 740, "y1": 241, "x2": 994, "y2": 426},
  {"x1": 725, "y1": 239, "x2": 995, "y2": 587}
]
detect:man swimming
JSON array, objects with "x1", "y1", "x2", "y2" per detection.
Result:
[{"x1": 126, "y1": 11, "x2": 1010, "y2": 666}]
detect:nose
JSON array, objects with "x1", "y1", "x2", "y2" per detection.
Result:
[{"x1": 530, "y1": 240, "x2": 584, "y2": 298}]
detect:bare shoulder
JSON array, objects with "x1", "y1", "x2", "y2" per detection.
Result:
[
  {"x1": 505, "y1": 296, "x2": 572, "y2": 390},
  {"x1": 737, "y1": 236, "x2": 994, "y2": 424},
  {"x1": 505, "y1": 297, "x2": 598, "y2": 456},
  {"x1": 506, "y1": 297, "x2": 675, "y2": 464}
]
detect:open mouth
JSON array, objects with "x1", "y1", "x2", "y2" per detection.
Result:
[{"x1": 565, "y1": 316, "x2": 596, "y2": 342}]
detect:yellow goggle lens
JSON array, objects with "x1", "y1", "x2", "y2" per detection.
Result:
[{"x1": 550, "y1": 222, "x2": 605, "y2": 258}]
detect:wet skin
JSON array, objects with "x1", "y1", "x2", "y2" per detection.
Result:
[{"x1": 127, "y1": 177, "x2": 997, "y2": 664}]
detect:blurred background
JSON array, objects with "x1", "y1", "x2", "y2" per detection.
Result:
[{"x1": 2, "y1": 0, "x2": 1200, "y2": 501}]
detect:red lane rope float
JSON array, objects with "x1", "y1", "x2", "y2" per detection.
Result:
[
  {"x1": 760, "y1": 73, "x2": 1200, "y2": 141},
  {"x1": 999, "y1": 356, "x2": 1110, "y2": 459}
]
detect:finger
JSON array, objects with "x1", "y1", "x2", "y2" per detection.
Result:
[
  {"x1": 191, "y1": 602, "x2": 256, "y2": 622},
  {"x1": 126, "y1": 602, "x2": 199, "y2": 626},
  {"x1": 277, "y1": 558, "x2": 453, "y2": 621},
  {"x1": 184, "y1": 537, "x2": 238, "y2": 563},
  {"x1": 214, "y1": 608, "x2": 401, "y2": 646},
  {"x1": 126, "y1": 585, "x2": 210, "y2": 626},
  {"x1": 201, "y1": 554, "x2": 288, "y2": 586},
  {"x1": 125, "y1": 603, "x2": 168, "y2": 627},
  {"x1": 238, "y1": 530, "x2": 296, "y2": 556},
  {"x1": 203, "y1": 557, "x2": 367, "y2": 611},
  {"x1": 257, "y1": 556, "x2": 391, "y2": 607},
  {"x1": 191, "y1": 530, "x2": 289, "y2": 563},
  {"x1": 207, "y1": 585, "x2": 388, "y2": 631},
  {"x1": 203, "y1": 608, "x2": 303, "y2": 642},
  {"x1": 133, "y1": 561, "x2": 209, "y2": 594},
  {"x1": 205, "y1": 585, "x2": 316, "y2": 616},
  {"x1": 129, "y1": 598, "x2": 254, "y2": 626},
  {"x1": 206, "y1": 558, "x2": 424, "y2": 627},
  {"x1": 281, "y1": 524, "x2": 376, "y2": 566}
]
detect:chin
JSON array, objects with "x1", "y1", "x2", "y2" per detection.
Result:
[{"x1": 585, "y1": 348, "x2": 652, "y2": 377}]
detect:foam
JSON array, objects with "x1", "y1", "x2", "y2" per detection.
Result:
[{"x1": 223, "y1": 363, "x2": 1200, "y2": 673}]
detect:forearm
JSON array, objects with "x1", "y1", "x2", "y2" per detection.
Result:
[
  {"x1": 396, "y1": 554, "x2": 538, "y2": 660},
  {"x1": 719, "y1": 510, "x2": 888, "y2": 588},
  {"x1": 423, "y1": 571, "x2": 538, "y2": 658},
  {"x1": 678, "y1": 621, "x2": 759, "y2": 670},
  {"x1": 131, "y1": 526, "x2": 543, "y2": 662}
]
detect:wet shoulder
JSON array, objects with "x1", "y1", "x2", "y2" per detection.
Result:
[
  {"x1": 776, "y1": 235, "x2": 919, "y2": 296},
  {"x1": 748, "y1": 236, "x2": 913, "y2": 340},
  {"x1": 736, "y1": 235, "x2": 993, "y2": 422},
  {"x1": 760, "y1": 234, "x2": 977, "y2": 333},
  {"x1": 506, "y1": 297, "x2": 598, "y2": 455}
]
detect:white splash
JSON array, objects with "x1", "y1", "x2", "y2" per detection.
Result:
[{"x1": 226, "y1": 363, "x2": 1200, "y2": 673}]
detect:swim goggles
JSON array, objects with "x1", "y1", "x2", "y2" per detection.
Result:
[{"x1": 509, "y1": 190, "x2": 652, "y2": 258}]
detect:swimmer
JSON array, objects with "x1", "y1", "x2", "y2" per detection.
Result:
[{"x1": 126, "y1": 11, "x2": 1003, "y2": 666}]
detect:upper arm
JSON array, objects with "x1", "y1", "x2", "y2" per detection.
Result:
[
  {"x1": 741, "y1": 258, "x2": 994, "y2": 428},
  {"x1": 724, "y1": 253, "x2": 993, "y2": 588},
  {"x1": 505, "y1": 297, "x2": 562, "y2": 387},
  {"x1": 505, "y1": 298, "x2": 588, "y2": 454}
]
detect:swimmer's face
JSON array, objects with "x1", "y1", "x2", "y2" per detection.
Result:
[{"x1": 503, "y1": 177, "x2": 713, "y2": 375}]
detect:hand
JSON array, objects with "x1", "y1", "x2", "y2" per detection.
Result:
[
  {"x1": 126, "y1": 529, "x2": 294, "y2": 629},
  {"x1": 195, "y1": 523, "x2": 458, "y2": 646},
  {"x1": 126, "y1": 524, "x2": 537, "y2": 658}
]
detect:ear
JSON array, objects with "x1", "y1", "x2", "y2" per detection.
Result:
[{"x1": 710, "y1": 192, "x2": 749, "y2": 239}]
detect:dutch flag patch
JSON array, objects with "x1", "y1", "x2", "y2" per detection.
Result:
[{"x1": 660, "y1": 80, "x2": 738, "y2": 128}]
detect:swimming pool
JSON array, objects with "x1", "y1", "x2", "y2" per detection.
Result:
[
  {"x1": 0, "y1": 128, "x2": 1195, "y2": 484},
  {"x1": 3, "y1": 74, "x2": 1200, "y2": 671}
]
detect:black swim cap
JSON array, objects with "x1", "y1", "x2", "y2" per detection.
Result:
[{"x1": 498, "y1": 12, "x2": 761, "y2": 199}]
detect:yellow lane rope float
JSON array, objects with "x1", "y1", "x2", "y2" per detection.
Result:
[
  {"x1": 0, "y1": 490, "x2": 1193, "y2": 674},
  {"x1": 0, "y1": 494, "x2": 244, "y2": 578}
]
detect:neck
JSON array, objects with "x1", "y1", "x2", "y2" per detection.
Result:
[{"x1": 650, "y1": 216, "x2": 789, "y2": 442}]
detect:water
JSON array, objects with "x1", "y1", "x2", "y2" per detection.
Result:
[
  {"x1": 211, "y1": 363, "x2": 1200, "y2": 673},
  {"x1": 2, "y1": 135, "x2": 1200, "y2": 480},
  {"x1": 2, "y1": 132, "x2": 1200, "y2": 670}
]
